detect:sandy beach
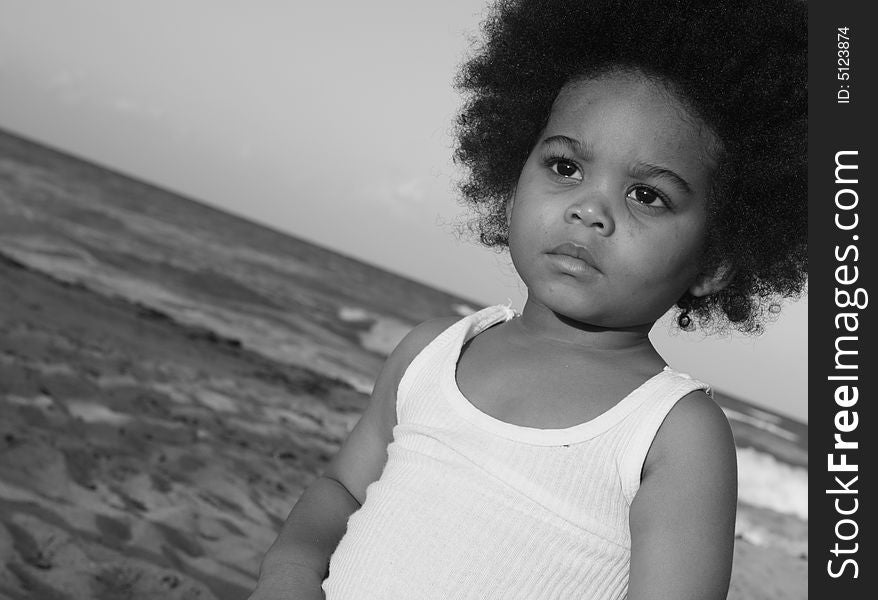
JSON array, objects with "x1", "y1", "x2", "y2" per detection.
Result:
[{"x1": 1, "y1": 254, "x2": 362, "y2": 599}]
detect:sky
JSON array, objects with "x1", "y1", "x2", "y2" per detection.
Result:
[{"x1": 0, "y1": 0, "x2": 807, "y2": 421}]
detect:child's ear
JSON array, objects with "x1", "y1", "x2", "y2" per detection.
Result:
[{"x1": 688, "y1": 263, "x2": 735, "y2": 298}]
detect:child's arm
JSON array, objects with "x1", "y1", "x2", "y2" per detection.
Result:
[
  {"x1": 627, "y1": 391, "x2": 738, "y2": 600},
  {"x1": 248, "y1": 317, "x2": 458, "y2": 600}
]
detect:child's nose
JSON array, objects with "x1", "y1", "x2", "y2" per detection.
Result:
[{"x1": 564, "y1": 196, "x2": 615, "y2": 236}]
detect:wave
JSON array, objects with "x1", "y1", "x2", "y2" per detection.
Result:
[{"x1": 737, "y1": 446, "x2": 807, "y2": 520}]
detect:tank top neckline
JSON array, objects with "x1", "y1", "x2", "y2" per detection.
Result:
[{"x1": 440, "y1": 304, "x2": 684, "y2": 446}]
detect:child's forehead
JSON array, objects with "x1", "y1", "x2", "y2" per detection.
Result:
[
  {"x1": 544, "y1": 72, "x2": 720, "y2": 158},
  {"x1": 552, "y1": 72, "x2": 685, "y2": 119}
]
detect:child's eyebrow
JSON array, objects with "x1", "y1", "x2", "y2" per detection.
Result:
[
  {"x1": 541, "y1": 135, "x2": 594, "y2": 161},
  {"x1": 630, "y1": 162, "x2": 693, "y2": 196}
]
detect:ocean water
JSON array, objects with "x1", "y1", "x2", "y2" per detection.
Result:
[{"x1": 0, "y1": 129, "x2": 807, "y2": 555}]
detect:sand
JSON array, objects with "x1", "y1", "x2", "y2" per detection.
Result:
[{"x1": 0, "y1": 256, "x2": 807, "y2": 599}]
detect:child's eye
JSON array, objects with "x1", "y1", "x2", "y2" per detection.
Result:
[
  {"x1": 547, "y1": 158, "x2": 583, "y2": 181},
  {"x1": 626, "y1": 185, "x2": 671, "y2": 210}
]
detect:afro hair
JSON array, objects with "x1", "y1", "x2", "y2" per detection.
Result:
[{"x1": 454, "y1": 0, "x2": 807, "y2": 333}]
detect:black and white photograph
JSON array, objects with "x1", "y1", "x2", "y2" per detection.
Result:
[{"x1": 2, "y1": 0, "x2": 854, "y2": 598}]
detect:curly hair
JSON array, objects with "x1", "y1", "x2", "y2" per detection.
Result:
[{"x1": 454, "y1": 0, "x2": 807, "y2": 333}]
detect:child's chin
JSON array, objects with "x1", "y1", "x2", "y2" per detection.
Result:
[
  {"x1": 544, "y1": 300, "x2": 656, "y2": 331},
  {"x1": 535, "y1": 297, "x2": 612, "y2": 327}
]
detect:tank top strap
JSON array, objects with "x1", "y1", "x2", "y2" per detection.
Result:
[
  {"x1": 617, "y1": 368, "x2": 712, "y2": 504},
  {"x1": 396, "y1": 305, "x2": 515, "y2": 420}
]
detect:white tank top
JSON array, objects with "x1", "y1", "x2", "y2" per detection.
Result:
[{"x1": 323, "y1": 305, "x2": 711, "y2": 599}]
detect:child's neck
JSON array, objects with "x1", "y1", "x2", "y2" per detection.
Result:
[{"x1": 516, "y1": 299, "x2": 655, "y2": 354}]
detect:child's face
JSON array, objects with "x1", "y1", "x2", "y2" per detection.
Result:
[{"x1": 508, "y1": 71, "x2": 719, "y2": 329}]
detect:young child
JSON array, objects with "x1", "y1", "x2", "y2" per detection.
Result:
[{"x1": 249, "y1": 0, "x2": 806, "y2": 598}]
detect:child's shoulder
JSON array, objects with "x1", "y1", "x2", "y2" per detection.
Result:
[
  {"x1": 665, "y1": 389, "x2": 732, "y2": 437},
  {"x1": 398, "y1": 315, "x2": 461, "y2": 353},
  {"x1": 645, "y1": 389, "x2": 736, "y2": 480},
  {"x1": 383, "y1": 315, "x2": 462, "y2": 374}
]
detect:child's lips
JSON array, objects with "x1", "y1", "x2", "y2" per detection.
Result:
[{"x1": 547, "y1": 242, "x2": 601, "y2": 274}]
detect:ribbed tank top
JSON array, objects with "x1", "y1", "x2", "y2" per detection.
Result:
[{"x1": 323, "y1": 305, "x2": 711, "y2": 600}]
